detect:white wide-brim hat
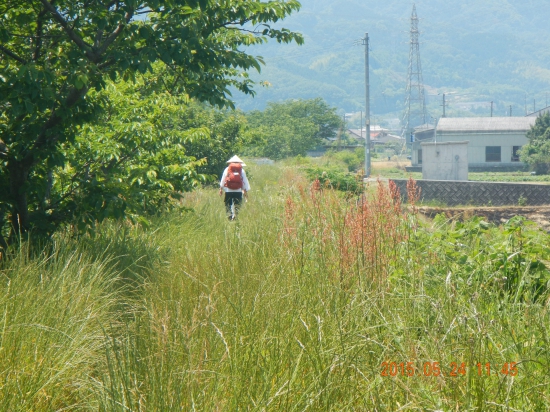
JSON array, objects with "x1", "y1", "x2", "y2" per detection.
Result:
[{"x1": 226, "y1": 155, "x2": 246, "y2": 166}]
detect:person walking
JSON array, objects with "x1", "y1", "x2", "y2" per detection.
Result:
[{"x1": 219, "y1": 155, "x2": 250, "y2": 220}]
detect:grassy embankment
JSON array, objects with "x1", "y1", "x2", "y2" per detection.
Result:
[{"x1": 1, "y1": 161, "x2": 549, "y2": 410}]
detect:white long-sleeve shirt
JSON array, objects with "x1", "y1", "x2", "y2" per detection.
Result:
[{"x1": 219, "y1": 166, "x2": 250, "y2": 193}]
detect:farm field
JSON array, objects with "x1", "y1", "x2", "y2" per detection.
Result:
[{"x1": 1, "y1": 162, "x2": 549, "y2": 410}]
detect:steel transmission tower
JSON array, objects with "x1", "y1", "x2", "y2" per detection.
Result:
[{"x1": 402, "y1": 4, "x2": 428, "y2": 136}]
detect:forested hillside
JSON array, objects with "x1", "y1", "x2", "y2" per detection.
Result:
[{"x1": 234, "y1": 0, "x2": 550, "y2": 123}]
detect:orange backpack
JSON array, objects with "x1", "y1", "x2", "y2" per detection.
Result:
[{"x1": 224, "y1": 163, "x2": 243, "y2": 190}]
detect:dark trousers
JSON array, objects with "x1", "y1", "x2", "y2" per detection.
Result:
[{"x1": 224, "y1": 192, "x2": 242, "y2": 219}]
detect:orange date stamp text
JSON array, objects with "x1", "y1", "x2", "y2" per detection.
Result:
[{"x1": 380, "y1": 361, "x2": 518, "y2": 377}]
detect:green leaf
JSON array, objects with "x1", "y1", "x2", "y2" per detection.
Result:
[{"x1": 24, "y1": 100, "x2": 34, "y2": 113}]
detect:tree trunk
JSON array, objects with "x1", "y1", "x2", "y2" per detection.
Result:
[
  {"x1": 43, "y1": 169, "x2": 53, "y2": 210},
  {"x1": 0, "y1": 211, "x2": 8, "y2": 254},
  {"x1": 8, "y1": 159, "x2": 31, "y2": 237}
]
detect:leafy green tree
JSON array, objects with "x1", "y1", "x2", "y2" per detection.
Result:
[
  {"x1": 27, "y1": 75, "x2": 249, "y2": 236},
  {"x1": 178, "y1": 102, "x2": 248, "y2": 177},
  {"x1": 0, "y1": 0, "x2": 302, "y2": 245},
  {"x1": 281, "y1": 98, "x2": 342, "y2": 141},
  {"x1": 384, "y1": 141, "x2": 403, "y2": 156},
  {"x1": 245, "y1": 120, "x2": 318, "y2": 160},
  {"x1": 520, "y1": 113, "x2": 550, "y2": 175},
  {"x1": 51, "y1": 79, "x2": 211, "y2": 234},
  {"x1": 245, "y1": 98, "x2": 341, "y2": 159}
]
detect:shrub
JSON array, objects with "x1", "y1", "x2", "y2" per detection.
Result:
[{"x1": 304, "y1": 167, "x2": 363, "y2": 193}]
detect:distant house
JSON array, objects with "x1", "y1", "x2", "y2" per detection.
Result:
[
  {"x1": 348, "y1": 126, "x2": 404, "y2": 147},
  {"x1": 411, "y1": 117, "x2": 536, "y2": 170},
  {"x1": 309, "y1": 126, "x2": 405, "y2": 157},
  {"x1": 412, "y1": 124, "x2": 435, "y2": 142}
]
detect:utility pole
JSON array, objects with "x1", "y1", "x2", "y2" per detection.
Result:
[
  {"x1": 442, "y1": 93, "x2": 446, "y2": 117},
  {"x1": 490, "y1": 101, "x2": 493, "y2": 117},
  {"x1": 360, "y1": 111, "x2": 363, "y2": 139},
  {"x1": 534, "y1": 99, "x2": 536, "y2": 113},
  {"x1": 359, "y1": 110, "x2": 363, "y2": 139},
  {"x1": 509, "y1": 105, "x2": 512, "y2": 117},
  {"x1": 363, "y1": 32, "x2": 371, "y2": 178},
  {"x1": 339, "y1": 114, "x2": 346, "y2": 151}
]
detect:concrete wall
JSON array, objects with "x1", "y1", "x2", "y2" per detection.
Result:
[
  {"x1": 421, "y1": 141, "x2": 469, "y2": 181},
  {"x1": 391, "y1": 179, "x2": 550, "y2": 206}
]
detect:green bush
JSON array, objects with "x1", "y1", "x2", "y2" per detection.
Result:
[{"x1": 305, "y1": 166, "x2": 363, "y2": 193}]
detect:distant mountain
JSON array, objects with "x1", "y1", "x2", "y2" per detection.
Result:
[{"x1": 233, "y1": 0, "x2": 550, "y2": 127}]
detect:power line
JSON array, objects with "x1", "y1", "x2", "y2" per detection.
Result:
[{"x1": 259, "y1": 37, "x2": 392, "y2": 65}]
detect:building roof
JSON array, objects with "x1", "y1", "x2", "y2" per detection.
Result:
[
  {"x1": 347, "y1": 128, "x2": 404, "y2": 144},
  {"x1": 414, "y1": 128, "x2": 435, "y2": 141},
  {"x1": 414, "y1": 123, "x2": 435, "y2": 131},
  {"x1": 527, "y1": 106, "x2": 550, "y2": 117},
  {"x1": 377, "y1": 134, "x2": 404, "y2": 144},
  {"x1": 347, "y1": 129, "x2": 364, "y2": 139},
  {"x1": 437, "y1": 117, "x2": 536, "y2": 132}
]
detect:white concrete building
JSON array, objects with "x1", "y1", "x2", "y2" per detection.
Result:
[
  {"x1": 411, "y1": 117, "x2": 536, "y2": 170},
  {"x1": 421, "y1": 141, "x2": 469, "y2": 181}
]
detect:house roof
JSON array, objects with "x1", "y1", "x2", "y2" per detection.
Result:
[
  {"x1": 414, "y1": 123, "x2": 435, "y2": 131},
  {"x1": 437, "y1": 117, "x2": 536, "y2": 132},
  {"x1": 348, "y1": 126, "x2": 392, "y2": 136},
  {"x1": 347, "y1": 129, "x2": 364, "y2": 139},
  {"x1": 527, "y1": 106, "x2": 550, "y2": 117},
  {"x1": 377, "y1": 134, "x2": 404, "y2": 144}
]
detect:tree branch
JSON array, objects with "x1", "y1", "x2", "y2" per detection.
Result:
[
  {"x1": 106, "y1": 0, "x2": 118, "y2": 11},
  {"x1": 26, "y1": 85, "x2": 90, "y2": 161},
  {"x1": 93, "y1": 29, "x2": 103, "y2": 48},
  {"x1": 102, "y1": 150, "x2": 135, "y2": 174},
  {"x1": 33, "y1": 7, "x2": 50, "y2": 61},
  {"x1": 38, "y1": 0, "x2": 96, "y2": 61},
  {"x1": 218, "y1": 20, "x2": 255, "y2": 30},
  {"x1": 0, "y1": 45, "x2": 28, "y2": 64},
  {"x1": 96, "y1": 8, "x2": 134, "y2": 56},
  {"x1": 98, "y1": 58, "x2": 115, "y2": 69},
  {"x1": 45, "y1": 159, "x2": 94, "y2": 210},
  {"x1": 0, "y1": 138, "x2": 8, "y2": 159}
]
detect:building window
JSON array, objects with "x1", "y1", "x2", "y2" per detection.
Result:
[
  {"x1": 486, "y1": 146, "x2": 501, "y2": 162},
  {"x1": 512, "y1": 146, "x2": 521, "y2": 162},
  {"x1": 418, "y1": 149, "x2": 422, "y2": 164}
]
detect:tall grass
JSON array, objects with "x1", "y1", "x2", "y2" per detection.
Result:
[
  {"x1": 0, "y1": 241, "x2": 120, "y2": 410},
  {"x1": 1, "y1": 162, "x2": 549, "y2": 410}
]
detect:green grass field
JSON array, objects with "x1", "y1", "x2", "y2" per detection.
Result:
[{"x1": 1, "y1": 162, "x2": 549, "y2": 410}]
